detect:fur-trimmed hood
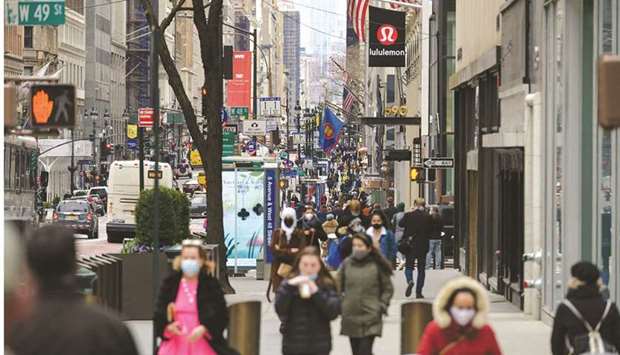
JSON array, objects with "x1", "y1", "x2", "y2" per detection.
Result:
[{"x1": 432, "y1": 276, "x2": 490, "y2": 329}]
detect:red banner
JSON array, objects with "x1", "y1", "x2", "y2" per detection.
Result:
[{"x1": 226, "y1": 51, "x2": 252, "y2": 114}]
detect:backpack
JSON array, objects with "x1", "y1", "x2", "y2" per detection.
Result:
[
  {"x1": 562, "y1": 300, "x2": 619, "y2": 355},
  {"x1": 326, "y1": 238, "x2": 343, "y2": 269}
]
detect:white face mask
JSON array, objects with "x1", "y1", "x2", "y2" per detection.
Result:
[
  {"x1": 304, "y1": 213, "x2": 314, "y2": 221},
  {"x1": 450, "y1": 307, "x2": 475, "y2": 326}
]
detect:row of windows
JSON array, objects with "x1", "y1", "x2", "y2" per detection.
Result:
[
  {"x1": 5, "y1": 26, "x2": 23, "y2": 56},
  {"x1": 4, "y1": 145, "x2": 36, "y2": 191},
  {"x1": 60, "y1": 60, "x2": 84, "y2": 90},
  {"x1": 59, "y1": 22, "x2": 85, "y2": 50}
]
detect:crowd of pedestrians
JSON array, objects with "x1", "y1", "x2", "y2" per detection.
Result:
[{"x1": 6, "y1": 191, "x2": 620, "y2": 355}]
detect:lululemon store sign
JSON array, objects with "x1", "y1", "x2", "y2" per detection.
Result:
[{"x1": 369, "y1": 6, "x2": 406, "y2": 67}]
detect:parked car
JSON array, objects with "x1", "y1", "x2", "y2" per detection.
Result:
[
  {"x1": 190, "y1": 193, "x2": 207, "y2": 218},
  {"x1": 182, "y1": 179, "x2": 201, "y2": 194},
  {"x1": 88, "y1": 186, "x2": 109, "y2": 212},
  {"x1": 72, "y1": 189, "x2": 89, "y2": 197},
  {"x1": 53, "y1": 200, "x2": 99, "y2": 239}
]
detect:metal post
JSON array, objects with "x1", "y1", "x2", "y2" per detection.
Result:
[
  {"x1": 253, "y1": 28, "x2": 258, "y2": 120},
  {"x1": 70, "y1": 129, "x2": 76, "y2": 193},
  {"x1": 234, "y1": 167, "x2": 238, "y2": 275},
  {"x1": 139, "y1": 127, "x2": 145, "y2": 192},
  {"x1": 150, "y1": 0, "x2": 160, "y2": 351},
  {"x1": 92, "y1": 120, "x2": 96, "y2": 173}
]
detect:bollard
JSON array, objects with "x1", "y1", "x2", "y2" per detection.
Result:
[
  {"x1": 227, "y1": 301, "x2": 261, "y2": 355},
  {"x1": 76, "y1": 266, "x2": 98, "y2": 304},
  {"x1": 401, "y1": 301, "x2": 433, "y2": 354}
]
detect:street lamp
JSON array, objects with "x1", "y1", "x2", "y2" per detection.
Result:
[
  {"x1": 90, "y1": 108, "x2": 99, "y2": 172},
  {"x1": 294, "y1": 101, "x2": 301, "y2": 159}
]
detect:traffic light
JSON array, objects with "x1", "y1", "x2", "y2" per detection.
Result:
[
  {"x1": 427, "y1": 168, "x2": 436, "y2": 182},
  {"x1": 410, "y1": 167, "x2": 424, "y2": 183}
]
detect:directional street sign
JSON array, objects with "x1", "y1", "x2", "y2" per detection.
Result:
[
  {"x1": 30, "y1": 84, "x2": 75, "y2": 128},
  {"x1": 230, "y1": 107, "x2": 249, "y2": 120},
  {"x1": 16, "y1": 0, "x2": 66, "y2": 26},
  {"x1": 423, "y1": 158, "x2": 454, "y2": 169},
  {"x1": 127, "y1": 139, "x2": 138, "y2": 150},
  {"x1": 222, "y1": 124, "x2": 237, "y2": 157}
]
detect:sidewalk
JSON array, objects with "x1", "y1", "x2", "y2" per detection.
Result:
[{"x1": 126, "y1": 269, "x2": 551, "y2": 355}]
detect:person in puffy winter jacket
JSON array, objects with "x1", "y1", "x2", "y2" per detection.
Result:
[
  {"x1": 275, "y1": 247, "x2": 341, "y2": 355},
  {"x1": 551, "y1": 261, "x2": 620, "y2": 355},
  {"x1": 417, "y1": 276, "x2": 502, "y2": 355}
]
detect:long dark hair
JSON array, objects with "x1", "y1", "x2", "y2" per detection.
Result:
[
  {"x1": 289, "y1": 246, "x2": 336, "y2": 287},
  {"x1": 351, "y1": 233, "x2": 393, "y2": 275},
  {"x1": 443, "y1": 287, "x2": 478, "y2": 313},
  {"x1": 370, "y1": 210, "x2": 388, "y2": 226}
]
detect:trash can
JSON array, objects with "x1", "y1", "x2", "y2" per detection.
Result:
[
  {"x1": 401, "y1": 301, "x2": 433, "y2": 354},
  {"x1": 227, "y1": 301, "x2": 261, "y2": 355},
  {"x1": 76, "y1": 266, "x2": 97, "y2": 304}
]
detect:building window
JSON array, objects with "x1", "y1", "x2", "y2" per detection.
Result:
[
  {"x1": 24, "y1": 66, "x2": 33, "y2": 75},
  {"x1": 24, "y1": 26, "x2": 33, "y2": 48}
]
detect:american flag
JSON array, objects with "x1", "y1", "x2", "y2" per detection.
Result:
[
  {"x1": 348, "y1": 0, "x2": 369, "y2": 43},
  {"x1": 343, "y1": 87, "x2": 355, "y2": 114}
]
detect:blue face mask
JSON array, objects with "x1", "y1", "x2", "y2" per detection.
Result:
[{"x1": 181, "y1": 259, "x2": 201, "y2": 277}]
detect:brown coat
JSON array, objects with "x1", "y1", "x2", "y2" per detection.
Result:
[{"x1": 269, "y1": 228, "x2": 307, "y2": 291}]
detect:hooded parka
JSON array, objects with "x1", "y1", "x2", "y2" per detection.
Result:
[
  {"x1": 417, "y1": 277, "x2": 502, "y2": 355},
  {"x1": 270, "y1": 208, "x2": 307, "y2": 291}
]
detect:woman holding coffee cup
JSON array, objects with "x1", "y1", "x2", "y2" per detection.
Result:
[{"x1": 275, "y1": 247, "x2": 341, "y2": 355}]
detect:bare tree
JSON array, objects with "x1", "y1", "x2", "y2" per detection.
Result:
[{"x1": 141, "y1": 0, "x2": 233, "y2": 293}]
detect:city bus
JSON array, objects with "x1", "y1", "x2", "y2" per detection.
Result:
[{"x1": 4, "y1": 134, "x2": 39, "y2": 225}]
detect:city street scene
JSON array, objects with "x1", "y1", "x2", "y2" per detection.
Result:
[{"x1": 4, "y1": 0, "x2": 620, "y2": 354}]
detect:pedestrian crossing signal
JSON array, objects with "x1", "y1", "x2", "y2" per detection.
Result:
[
  {"x1": 410, "y1": 167, "x2": 424, "y2": 183},
  {"x1": 30, "y1": 84, "x2": 75, "y2": 128},
  {"x1": 279, "y1": 179, "x2": 288, "y2": 190}
]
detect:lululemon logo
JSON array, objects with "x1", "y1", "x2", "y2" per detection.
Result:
[{"x1": 376, "y1": 24, "x2": 397, "y2": 46}]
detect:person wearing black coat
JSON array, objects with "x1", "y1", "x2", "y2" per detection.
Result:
[
  {"x1": 154, "y1": 241, "x2": 237, "y2": 355},
  {"x1": 9, "y1": 225, "x2": 139, "y2": 355},
  {"x1": 398, "y1": 198, "x2": 434, "y2": 299},
  {"x1": 275, "y1": 247, "x2": 341, "y2": 355},
  {"x1": 551, "y1": 262, "x2": 620, "y2": 355}
]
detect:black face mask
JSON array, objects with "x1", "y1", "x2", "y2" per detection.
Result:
[
  {"x1": 372, "y1": 223, "x2": 382, "y2": 230},
  {"x1": 284, "y1": 218, "x2": 294, "y2": 228}
]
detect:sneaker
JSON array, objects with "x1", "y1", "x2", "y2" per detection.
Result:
[
  {"x1": 405, "y1": 281, "x2": 414, "y2": 297},
  {"x1": 416, "y1": 293, "x2": 424, "y2": 299}
]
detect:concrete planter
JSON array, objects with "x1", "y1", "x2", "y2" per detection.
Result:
[{"x1": 109, "y1": 253, "x2": 171, "y2": 320}]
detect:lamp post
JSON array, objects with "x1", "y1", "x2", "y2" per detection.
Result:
[
  {"x1": 90, "y1": 108, "x2": 99, "y2": 173},
  {"x1": 122, "y1": 110, "x2": 130, "y2": 159},
  {"x1": 102, "y1": 110, "x2": 111, "y2": 165},
  {"x1": 294, "y1": 101, "x2": 301, "y2": 158}
]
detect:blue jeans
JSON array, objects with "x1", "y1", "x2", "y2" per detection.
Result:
[
  {"x1": 426, "y1": 240, "x2": 442, "y2": 269},
  {"x1": 404, "y1": 255, "x2": 426, "y2": 295}
]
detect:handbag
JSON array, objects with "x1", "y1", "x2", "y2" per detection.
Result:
[
  {"x1": 277, "y1": 263, "x2": 293, "y2": 277},
  {"x1": 397, "y1": 235, "x2": 414, "y2": 254}
]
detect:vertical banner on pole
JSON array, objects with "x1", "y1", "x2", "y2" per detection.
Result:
[{"x1": 264, "y1": 169, "x2": 276, "y2": 263}]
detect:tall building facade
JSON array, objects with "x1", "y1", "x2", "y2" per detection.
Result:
[{"x1": 283, "y1": 11, "x2": 300, "y2": 109}]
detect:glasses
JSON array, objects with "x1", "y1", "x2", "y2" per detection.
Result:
[{"x1": 182, "y1": 239, "x2": 203, "y2": 247}]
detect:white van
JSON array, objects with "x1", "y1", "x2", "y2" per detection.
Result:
[{"x1": 106, "y1": 160, "x2": 173, "y2": 243}]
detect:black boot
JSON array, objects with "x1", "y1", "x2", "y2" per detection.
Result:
[{"x1": 405, "y1": 281, "x2": 414, "y2": 297}]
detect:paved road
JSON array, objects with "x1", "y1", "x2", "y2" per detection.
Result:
[
  {"x1": 126, "y1": 269, "x2": 552, "y2": 355},
  {"x1": 75, "y1": 215, "x2": 206, "y2": 257}
]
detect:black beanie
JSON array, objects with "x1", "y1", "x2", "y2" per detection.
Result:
[{"x1": 571, "y1": 261, "x2": 600, "y2": 285}]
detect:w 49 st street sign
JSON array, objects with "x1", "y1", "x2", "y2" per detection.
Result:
[
  {"x1": 423, "y1": 158, "x2": 454, "y2": 169},
  {"x1": 12, "y1": 0, "x2": 66, "y2": 26}
]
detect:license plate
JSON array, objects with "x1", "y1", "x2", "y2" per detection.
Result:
[{"x1": 66, "y1": 215, "x2": 78, "y2": 221}]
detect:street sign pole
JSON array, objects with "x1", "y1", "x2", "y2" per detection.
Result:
[
  {"x1": 151, "y1": 0, "x2": 160, "y2": 351},
  {"x1": 138, "y1": 127, "x2": 144, "y2": 192}
]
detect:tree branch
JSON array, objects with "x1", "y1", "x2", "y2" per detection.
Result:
[{"x1": 160, "y1": 0, "x2": 186, "y2": 33}]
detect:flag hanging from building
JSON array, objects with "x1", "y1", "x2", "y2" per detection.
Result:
[
  {"x1": 348, "y1": 0, "x2": 369, "y2": 43},
  {"x1": 343, "y1": 87, "x2": 355, "y2": 114},
  {"x1": 319, "y1": 106, "x2": 345, "y2": 153}
]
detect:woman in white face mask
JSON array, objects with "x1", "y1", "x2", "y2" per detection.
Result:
[
  {"x1": 417, "y1": 277, "x2": 502, "y2": 355},
  {"x1": 155, "y1": 240, "x2": 238, "y2": 355}
]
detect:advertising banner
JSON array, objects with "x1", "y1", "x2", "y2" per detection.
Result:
[
  {"x1": 369, "y1": 6, "x2": 406, "y2": 67},
  {"x1": 223, "y1": 170, "x2": 265, "y2": 267},
  {"x1": 264, "y1": 169, "x2": 276, "y2": 263},
  {"x1": 226, "y1": 51, "x2": 252, "y2": 114}
]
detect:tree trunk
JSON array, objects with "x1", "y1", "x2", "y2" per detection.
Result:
[
  {"x1": 193, "y1": 0, "x2": 234, "y2": 293},
  {"x1": 141, "y1": 0, "x2": 234, "y2": 293}
]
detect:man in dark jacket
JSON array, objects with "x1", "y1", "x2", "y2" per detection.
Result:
[
  {"x1": 9, "y1": 225, "x2": 139, "y2": 355},
  {"x1": 383, "y1": 196, "x2": 397, "y2": 230},
  {"x1": 551, "y1": 261, "x2": 620, "y2": 355},
  {"x1": 398, "y1": 198, "x2": 433, "y2": 299}
]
